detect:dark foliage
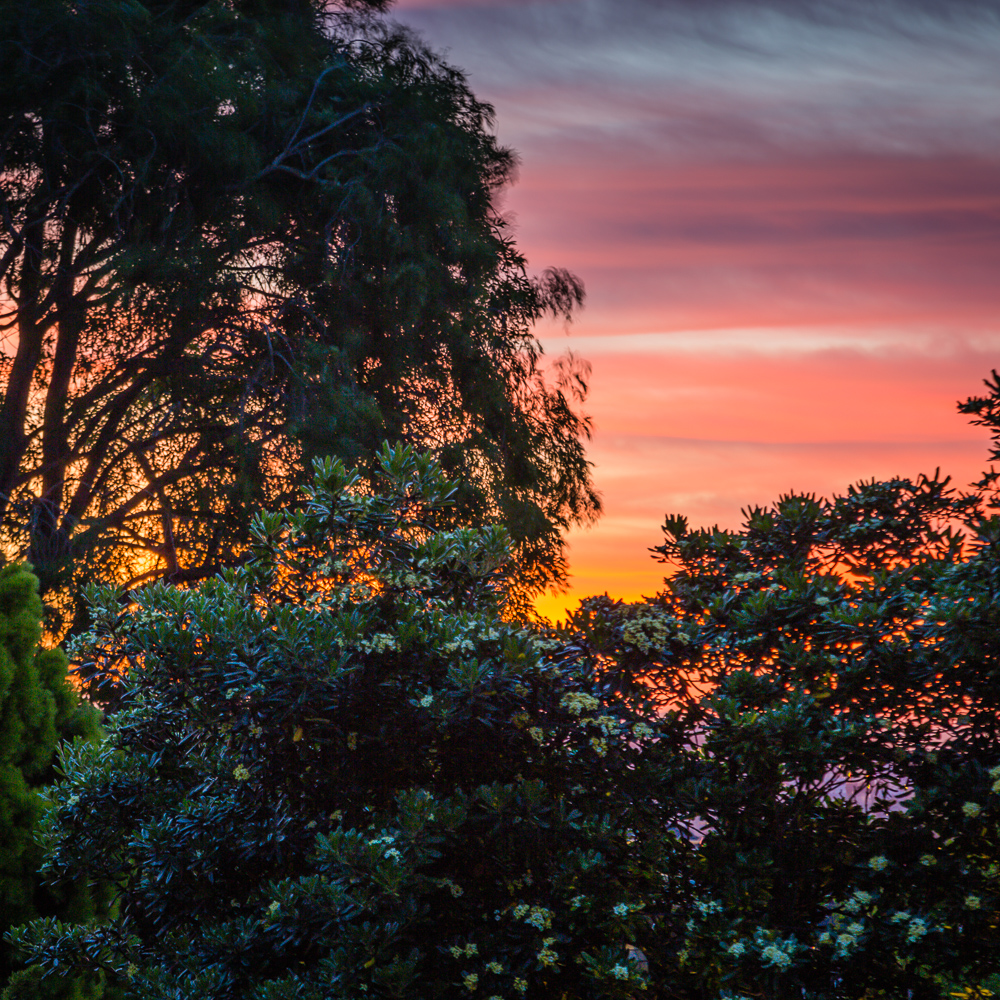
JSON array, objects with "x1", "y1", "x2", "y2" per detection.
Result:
[
  {"x1": 561, "y1": 407, "x2": 1000, "y2": 997},
  {"x1": 11, "y1": 447, "x2": 651, "y2": 1000},
  {"x1": 0, "y1": 0, "x2": 596, "y2": 638}
]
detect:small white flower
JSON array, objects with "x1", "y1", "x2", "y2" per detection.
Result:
[
  {"x1": 419, "y1": 694, "x2": 434, "y2": 708},
  {"x1": 760, "y1": 944, "x2": 792, "y2": 969},
  {"x1": 727, "y1": 941, "x2": 746, "y2": 956},
  {"x1": 964, "y1": 894, "x2": 982, "y2": 910},
  {"x1": 963, "y1": 801, "x2": 982, "y2": 819},
  {"x1": 537, "y1": 947, "x2": 558, "y2": 967},
  {"x1": 868, "y1": 855, "x2": 888, "y2": 871},
  {"x1": 611, "y1": 965, "x2": 629, "y2": 980}
]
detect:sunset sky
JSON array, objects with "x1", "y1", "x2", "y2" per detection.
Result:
[{"x1": 393, "y1": 0, "x2": 1000, "y2": 618}]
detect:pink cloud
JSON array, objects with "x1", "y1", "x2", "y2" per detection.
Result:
[
  {"x1": 388, "y1": 0, "x2": 1000, "y2": 617},
  {"x1": 509, "y1": 154, "x2": 1000, "y2": 332}
]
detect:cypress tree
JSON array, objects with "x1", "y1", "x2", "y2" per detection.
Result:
[{"x1": 0, "y1": 564, "x2": 103, "y2": 999}]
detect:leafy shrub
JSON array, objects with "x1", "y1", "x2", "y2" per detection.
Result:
[
  {"x1": 12, "y1": 446, "x2": 658, "y2": 1000},
  {"x1": 567, "y1": 471, "x2": 1000, "y2": 999}
]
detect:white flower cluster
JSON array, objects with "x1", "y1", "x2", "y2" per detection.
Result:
[
  {"x1": 620, "y1": 610, "x2": 674, "y2": 654},
  {"x1": 443, "y1": 638, "x2": 477, "y2": 654},
  {"x1": 362, "y1": 633, "x2": 397, "y2": 654},
  {"x1": 560, "y1": 692, "x2": 599, "y2": 715},
  {"x1": 584, "y1": 715, "x2": 620, "y2": 734},
  {"x1": 537, "y1": 939, "x2": 559, "y2": 967},
  {"x1": 760, "y1": 943, "x2": 794, "y2": 970},
  {"x1": 752, "y1": 929, "x2": 800, "y2": 970},
  {"x1": 523, "y1": 905, "x2": 555, "y2": 931},
  {"x1": 842, "y1": 889, "x2": 873, "y2": 914}
]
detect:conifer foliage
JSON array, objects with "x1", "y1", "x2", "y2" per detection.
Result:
[
  {"x1": 12, "y1": 447, "x2": 653, "y2": 1000},
  {"x1": 0, "y1": 564, "x2": 102, "y2": 999}
]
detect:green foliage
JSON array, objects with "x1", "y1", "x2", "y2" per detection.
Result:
[
  {"x1": 0, "y1": 565, "x2": 103, "y2": 998},
  {"x1": 564, "y1": 463, "x2": 1000, "y2": 998},
  {"x1": 13, "y1": 446, "x2": 650, "y2": 1000},
  {"x1": 0, "y1": 0, "x2": 595, "y2": 638}
]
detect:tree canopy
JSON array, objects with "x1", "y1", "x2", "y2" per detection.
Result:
[
  {"x1": 13, "y1": 373, "x2": 1000, "y2": 999},
  {"x1": 12, "y1": 446, "x2": 652, "y2": 1000},
  {"x1": 0, "y1": 0, "x2": 596, "y2": 635},
  {"x1": 562, "y1": 443, "x2": 1000, "y2": 996}
]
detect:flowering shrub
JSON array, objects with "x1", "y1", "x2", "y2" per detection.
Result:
[
  {"x1": 566, "y1": 468, "x2": 1000, "y2": 998},
  {"x1": 11, "y1": 446, "x2": 659, "y2": 1000}
]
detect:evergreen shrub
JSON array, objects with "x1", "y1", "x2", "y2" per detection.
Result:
[
  {"x1": 0, "y1": 564, "x2": 103, "y2": 999},
  {"x1": 12, "y1": 446, "x2": 659, "y2": 1000}
]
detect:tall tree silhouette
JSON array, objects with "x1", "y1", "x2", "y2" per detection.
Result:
[{"x1": 0, "y1": 0, "x2": 596, "y2": 634}]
